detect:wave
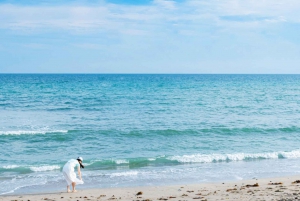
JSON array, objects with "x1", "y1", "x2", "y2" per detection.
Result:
[
  {"x1": 2, "y1": 126, "x2": 299, "y2": 137},
  {"x1": 0, "y1": 130, "x2": 68, "y2": 135},
  {"x1": 196, "y1": 126, "x2": 300, "y2": 135},
  {"x1": 168, "y1": 150, "x2": 300, "y2": 163},
  {"x1": 2, "y1": 150, "x2": 300, "y2": 174},
  {"x1": 108, "y1": 126, "x2": 300, "y2": 137},
  {"x1": 30, "y1": 165, "x2": 60, "y2": 172},
  {"x1": 115, "y1": 159, "x2": 129, "y2": 164},
  {"x1": 47, "y1": 107, "x2": 73, "y2": 111},
  {"x1": 0, "y1": 165, "x2": 61, "y2": 174},
  {"x1": 86, "y1": 159, "x2": 137, "y2": 170},
  {"x1": 84, "y1": 150, "x2": 300, "y2": 170},
  {"x1": 2, "y1": 165, "x2": 20, "y2": 169}
]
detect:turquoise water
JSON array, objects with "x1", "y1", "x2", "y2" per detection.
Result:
[{"x1": 1, "y1": 74, "x2": 300, "y2": 194}]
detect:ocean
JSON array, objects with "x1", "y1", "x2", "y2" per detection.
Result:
[{"x1": 1, "y1": 74, "x2": 300, "y2": 195}]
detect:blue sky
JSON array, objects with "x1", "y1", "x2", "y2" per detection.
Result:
[{"x1": 0, "y1": 0, "x2": 300, "y2": 73}]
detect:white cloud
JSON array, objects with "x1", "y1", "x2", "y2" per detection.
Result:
[
  {"x1": 0, "y1": 0, "x2": 299, "y2": 37},
  {"x1": 153, "y1": 0, "x2": 177, "y2": 10}
]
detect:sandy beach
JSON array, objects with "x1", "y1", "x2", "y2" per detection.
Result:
[{"x1": 2, "y1": 175, "x2": 300, "y2": 201}]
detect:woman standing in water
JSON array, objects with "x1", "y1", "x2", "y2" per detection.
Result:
[{"x1": 62, "y1": 157, "x2": 85, "y2": 192}]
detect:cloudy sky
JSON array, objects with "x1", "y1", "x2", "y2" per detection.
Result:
[{"x1": 0, "y1": 0, "x2": 300, "y2": 73}]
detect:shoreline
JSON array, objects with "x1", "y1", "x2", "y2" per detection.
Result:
[{"x1": 2, "y1": 175, "x2": 300, "y2": 201}]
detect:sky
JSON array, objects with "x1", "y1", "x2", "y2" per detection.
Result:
[{"x1": 0, "y1": 0, "x2": 300, "y2": 73}]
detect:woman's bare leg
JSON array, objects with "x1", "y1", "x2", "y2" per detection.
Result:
[
  {"x1": 72, "y1": 182, "x2": 77, "y2": 192},
  {"x1": 67, "y1": 185, "x2": 71, "y2": 193}
]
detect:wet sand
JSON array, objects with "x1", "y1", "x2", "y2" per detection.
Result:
[{"x1": 2, "y1": 175, "x2": 300, "y2": 201}]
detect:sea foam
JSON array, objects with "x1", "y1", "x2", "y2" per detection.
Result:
[
  {"x1": 29, "y1": 165, "x2": 61, "y2": 172},
  {"x1": 168, "y1": 150, "x2": 300, "y2": 163},
  {"x1": 2, "y1": 165, "x2": 19, "y2": 169},
  {"x1": 114, "y1": 159, "x2": 130, "y2": 164},
  {"x1": 110, "y1": 171, "x2": 139, "y2": 177},
  {"x1": 0, "y1": 130, "x2": 68, "y2": 135}
]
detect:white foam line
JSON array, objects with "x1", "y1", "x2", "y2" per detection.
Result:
[
  {"x1": 2, "y1": 165, "x2": 61, "y2": 172},
  {"x1": 110, "y1": 171, "x2": 139, "y2": 177},
  {"x1": 0, "y1": 184, "x2": 28, "y2": 195},
  {"x1": 2, "y1": 165, "x2": 19, "y2": 169},
  {"x1": 0, "y1": 130, "x2": 68, "y2": 135},
  {"x1": 114, "y1": 159, "x2": 129, "y2": 164},
  {"x1": 168, "y1": 150, "x2": 300, "y2": 163},
  {"x1": 0, "y1": 189, "x2": 14, "y2": 195},
  {"x1": 30, "y1": 165, "x2": 60, "y2": 172},
  {"x1": 0, "y1": 180, "x2": 49, "y2": 195}
]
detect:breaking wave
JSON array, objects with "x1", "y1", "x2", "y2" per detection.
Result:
[
  {"x1": 0, "y1": 130, "x2": 68, "y2": 135},
  {"x1": 83, "y1": 149, "x2": 300, "y2": 170},
  {"x1": 2, "y1": 150, "x2": 300, "y2": 175},
  {"x1": 0, "y1": 165, "x2": 61, "y2": 174},
  {"x1": 168, "y1": 150, "x2": 300, "y2": 163},
  {"x1": 29, "y1": 165, "x2": 61, "y2": 172}
]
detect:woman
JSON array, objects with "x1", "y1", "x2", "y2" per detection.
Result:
[{"x1": 62, "y1": 157, "x2": 84, "y2": 193}]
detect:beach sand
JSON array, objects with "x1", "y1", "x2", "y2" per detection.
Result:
[{"x1": 2, "y1": 175, "x2": 300, "y2": 201}]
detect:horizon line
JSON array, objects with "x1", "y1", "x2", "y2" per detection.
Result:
[{"x1": 1, "y1": 73, "x2": 300, "y2": 75}]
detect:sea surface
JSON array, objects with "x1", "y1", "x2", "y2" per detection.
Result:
[{"x1": 1, "y1": 74, "x2": 300, "y2": 195}]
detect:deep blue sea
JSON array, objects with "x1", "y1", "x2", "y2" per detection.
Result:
[{"x1": 1, "y1": 74, "x2": 300, "y2": 195}]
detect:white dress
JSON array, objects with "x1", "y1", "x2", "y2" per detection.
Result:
[{"x1": 62, "y1": 159, "x2": 84, "y2": 185}]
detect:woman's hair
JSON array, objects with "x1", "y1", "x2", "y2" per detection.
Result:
[{"x1": 77, "y1": 159, "x2": 85, "y2": 169}]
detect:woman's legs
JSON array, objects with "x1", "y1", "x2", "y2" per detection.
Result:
[
  {"x1": 72, "y1": 182, "x2": 77, "y2": 192},
  {"x1": 66, "y1": 182, "x2": 77, "y2": 192},
  {"x1": 63, "y1": 171, "x2": 73, "y2": 193}
]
